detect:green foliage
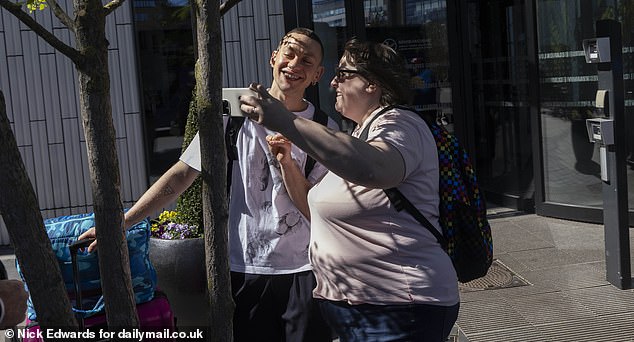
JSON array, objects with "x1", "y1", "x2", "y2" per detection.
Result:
[
  {"x1": 171, "y1": 4, "x2": 191, "y2": 22},
  {"x1": 175, "y1": 86, "x2": 203, "y2": 231},
  {"x1": 25, "y1": 0, "x2": 47, "y2": 12}
]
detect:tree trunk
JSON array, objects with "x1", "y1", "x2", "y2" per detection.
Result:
[
  {"x1": 73, "y1": 0, "x2": 139, "y2": 328},
  {"x1": 0, "y1": 91, "x2": 79, "y2": 331},
  {"x1": 194, "y1": 0, "x2": 234, "y2": 340}
]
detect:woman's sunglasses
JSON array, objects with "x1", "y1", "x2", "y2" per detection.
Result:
[{"x1": 334, "y1": 68, "x2": 362, "y2": 81}]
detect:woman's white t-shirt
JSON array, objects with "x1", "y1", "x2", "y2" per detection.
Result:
[{"x1": 308, "y1": 107, "x2": 459, "y2": 306}]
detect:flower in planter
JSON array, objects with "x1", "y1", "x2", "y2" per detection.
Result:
[{"x1": 151, "y1": 210, "x2": 201, "y2": 239}]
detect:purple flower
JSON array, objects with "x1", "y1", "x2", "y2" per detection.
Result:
[{"x1": 151, "y1": 211, "x2": 201, "y2": 240}]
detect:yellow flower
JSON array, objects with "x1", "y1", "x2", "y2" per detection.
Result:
[{"x1": 158, "y1": 210, "x2": 179, "y2": 223}]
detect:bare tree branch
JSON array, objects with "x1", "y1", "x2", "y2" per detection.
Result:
[
  {"x1": 104, "y1": 0, "x2": 126, "y2": 16},
  {"x1": 220, "y1": 0, "x2": 241, "y2": 16},
  {"x1": 0, "y1": 0, "x2": 82, "y2": 64},
  {"x1": 47, "y1": 0, "x2": 75, "y2": 33}
]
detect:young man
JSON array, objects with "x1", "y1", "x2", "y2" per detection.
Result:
[{"x1": 81, "y1": 28, "x2": 335, "y2": 342}]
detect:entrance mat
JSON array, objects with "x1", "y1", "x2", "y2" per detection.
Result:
[{"x1": 459, "y1": 259, "x2": 531, "y2": 292}]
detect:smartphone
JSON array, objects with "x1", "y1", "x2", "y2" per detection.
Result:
[{"x1": 222, "y1": 88, "x2": 257, "y2": 117}]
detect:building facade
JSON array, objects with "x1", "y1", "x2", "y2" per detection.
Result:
[{"x1": 1, "y1": 0, "x2": 633, "y2": 244}]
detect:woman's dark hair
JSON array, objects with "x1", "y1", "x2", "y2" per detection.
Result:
[{"x1": 342, "y1": 38, "x2": 412, "y2": 106}]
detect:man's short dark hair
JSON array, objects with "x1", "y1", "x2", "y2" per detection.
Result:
[{"x1": 279, "y1": 27, "x2": 324, "y2": 63}]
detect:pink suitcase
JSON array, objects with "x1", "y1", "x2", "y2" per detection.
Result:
[
  {"x1": 22, "y1": 238, "x2": 176, "y2": 342},
  {"x1": 23, "y1": 291, "x2": 175, "y2": 342}
]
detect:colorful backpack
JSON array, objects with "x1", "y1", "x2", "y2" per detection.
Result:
[{"x1": 359, "y1": 105, "x2": 493, "y2": 283}]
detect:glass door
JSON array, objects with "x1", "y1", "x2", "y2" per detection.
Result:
[
  {"x1": 465, "y1": 0, "x2": 535, "y2": 210},
  {"x1": 536, "y1": 0, "x2": 634, "y2": 222}
]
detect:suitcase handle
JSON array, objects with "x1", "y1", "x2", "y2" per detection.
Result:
[
  {"x1": 69, "y1": 237, "x2": 96, "y2": 253},
  {"x1": 69, "y1": 237, "x2": 96, "y2": 330}
]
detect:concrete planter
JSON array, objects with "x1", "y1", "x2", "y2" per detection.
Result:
[{"x1": 149, "y1": 237, "x2": 207, "y2": 327}]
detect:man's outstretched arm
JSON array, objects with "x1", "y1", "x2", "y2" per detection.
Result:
[{"x1": 79, "y1": 160, "x2": 200, "y2": 252}]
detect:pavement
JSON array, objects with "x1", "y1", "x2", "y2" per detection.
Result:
[
  {"x1": 448, "y1": 208, "x2": 634, "y2": 342},
  {"x1": 3, "y1": 208, "x2": 634, "y2": 342}
]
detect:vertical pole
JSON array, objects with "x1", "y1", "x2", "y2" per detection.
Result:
[{"x1": 596, "y1": 19, "x2": 631, "y2": 290}]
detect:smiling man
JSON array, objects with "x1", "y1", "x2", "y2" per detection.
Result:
[{"x1": 202, "y1": 27, "x2": 337, "y2": 342}]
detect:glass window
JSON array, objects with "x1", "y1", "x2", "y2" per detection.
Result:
[
  {"x1": 314, "y1": 0, "x2": 346, "y2": 27},
  {"x1": 312, "y1": 1, "x2": 451, "y2": 133},
  {"x1": 133, "y1": 0, "x2": 195, "y2": 180},
  {"x1": 365, "y1": 0, "x2": 451, "y2": 129},
  {"x1": 537, "y1": 0, "x2": 634, "y2": 210},
  {"x1": 312, "y1": 0, "x2": 348, "y2": 128}
]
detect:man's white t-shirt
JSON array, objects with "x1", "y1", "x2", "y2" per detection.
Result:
[{"x1": 180, "y1": 101, "x2": 337, "y2": 275}]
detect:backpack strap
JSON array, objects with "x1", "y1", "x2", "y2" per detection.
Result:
[
  {"x1": 225, "y1": 116, "x2": 245, "y2": 194},
  {"x1": 358, "y1": 105, "x2": 395, "y2": 141},
  {"x1": 384, "y1": 188, "x2": 447, "y2": 248},
  {"x1": 304, "y1": 107, "x2": 329, "y2": 177},
  {"x1": 357, "y1": 105, "x2": 447, "y2": 248}
]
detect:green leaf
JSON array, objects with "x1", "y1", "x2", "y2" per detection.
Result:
[{"x1": 25, "y1": 0, "x2": 48, "y2": 12}]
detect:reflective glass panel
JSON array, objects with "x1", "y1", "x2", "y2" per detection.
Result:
[
  {"x1": 364, "y1": 0, "x2": 452, "y2": 130},
  {"x1": 313, "y1": 1, "x2": 450, "y2": 132},
  {"x1": 133, "y1": 0, "x2": 195, "y2": 179},
  {"x1": 537, "y1": 1, "x2": 634, "y2": 209},
  {"x1": 467, "y1": 0, "x2": 534, "y2": 201}
]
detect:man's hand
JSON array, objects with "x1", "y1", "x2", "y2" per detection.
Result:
[
  {"x1": 77, "y1": 227, "x2": 97, "y2": 252},
  {"x1": 267, "y1": 133, "x2": 293, "y2": 166},
  {"x1": 0, "y1": 279, "x2": 28, "y2": 328}
]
